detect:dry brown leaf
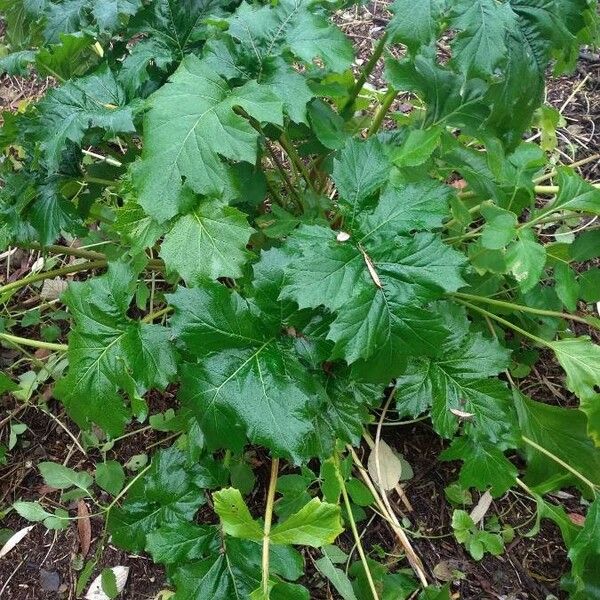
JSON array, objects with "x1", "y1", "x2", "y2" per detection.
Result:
[
  {"x1": 0, "y1": 525, "x2": 34, "y2": 559},
  {"x1": 40, "y1": 277, "x2": 68, "y2": 300},
  {"x1": 450, "y1": 408, "x2": 474, "y2": 420},
  {"x1": 367, "y1": 439, "x2": 403, "y2": 491},
  {"x1": 469, "y1": 490, "x2": 493, "y2": 525},
  {"x1": 77, "y1": 500, "x2": 92, "y2": 557},
  {"x1": 358, "y1": 244, "x2": 382, "y2": 289}
]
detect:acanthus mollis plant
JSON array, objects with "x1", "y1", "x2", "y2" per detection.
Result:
[{"x1": 2, "y1": 0, "x2": 600, "y2": 597}]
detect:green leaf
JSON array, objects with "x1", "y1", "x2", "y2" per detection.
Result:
[
  {"x1": 270, "y1": 498, "x2": 343, "y2": 547},
  {"x1": 92, "y1": 0, "x2": 141, "y2": 31},
  {"x1": 35, "y1": 33, "x2": 97, "y2": 80},
  {"x1": 179, "y1": 343, "x2": 324, "y2": 462},
  {"x1": 147, "y1": 523, "x2": 219, "y2": 565},
  {"x1": 0, "y1": 373, "x2": 19, "y2": 394},
  {"x1": 101, "y1": 568, "x2": 119, "y2": 600},
  {"x1": 391, "y1": 127, "x2": 441, "y2": 167},
  {"x1": 282, "y1": 222, "x2": 465, "y2": 374},
  {"x1": 28, "y1": 180, "x2": 81, "y2": 246},
  {"x1": 227, "y1": 0, "x2": 353, "y2": 72},
  {"x1": 171, "y1": 282, "x2": 326, "y2": 461},
  {"x1": 396, "y1": 304, "x2": 513, "y2": 440},
  {"x1": 316, "y1": 553, "x2": 358, "y2": 600},
  {"x1": 168, "y1": 283, "x2": 265, "y2": 352},
  {"x1": 172, "y1": 538, "x2": 303, "y2": 600},
  {"x1": 388, "y1": 0, "x2": 446, "y2": 50},
  {"x1": 38, "y1": 65, "x2": 134, "y2": 171},
  {"x1": 539, "y1": 167, "x2": 600, "y2": 216},
  {"x1": 550, "y1": 336, "x2": 600, "y2": 401},
  {"x1": 160, "y1": 199, "x2": 254, "y2": 284},
  {"x1": 385, "y1": 54, "x2": 489, "y2": 133},
  {"x1": 95, "y1": 461, "x2": 125, "y2": 496},
  {"x1": 0, "y1": 50, "x2": 36, "y2": 75},
  {"x1": 213, "y1": 488, "x2": 264, "y2": 541},
  {"x1": 572, "y1": 230, "x2": 600, "y2": 261},
  {"x1": 567, "y1": 497, "x2": 600, "y2": 598},
  {"x1": 108, "y1": 447, "x2": 208, "y2": 552},
  {"x1": 549, "y1": 337, "x2": 600, "y2": 444},
  {"x1": 55, "y1": 262, "x2": 177, "y2": 436},
  {"x1": 43, "y1": 0, "x2": 87, "y2": 43},
  {"x1": 135, "y1": 54, "x2": 283, "y2": 222},
  {"x1": 449, "y1": 0, "x2": 511, "y2": 79},
  {"x1": 308, "y1": 99, "x2": 348, "y2": 150},
  {"x1": 13, "y1": 501, "x2": 54, "y2": 522},
  {"x1": 514, "y1": 391, "x2": 600, "y2": 494},
  {"x1": 554, "y1": 262, "x2": 579, "y2": 312},
  {"x1": 112, "y1": 200, "x2": 165, "y2": 254},
  {"x1": 332, "y1": 137, "x2": 391, "y2": 213},
  {"x1": 480, "y1": 204, "x2": 517, "y2": 250},
  {"x1": 362, "y1": 176, "x2": 453, "y2": 239},
  {"x1": 441, "y1": 437, "x2": 517, "y2": 497},
  {"x1": 264, "y1": 59, "x2": 314, "y2": 125},
  {"x1": 38, "y1": 462, "x2": 93, "y2": 492},
  {"x1": 506, "y1": 232, "x2": 546, "y2": 293}
]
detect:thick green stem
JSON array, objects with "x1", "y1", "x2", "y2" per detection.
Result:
[
  {"x1": 454, "y1": 299, "x2": 550, "y2": 347},
  {"x1": 19, "y1": 243, "x2": 164, "y2": 271},
  {"x1": 533, "y1": 153, "x2": 600, "y2": 184},
  {"x1": 262, "y1": 457, "x2": 279, "y2": 596},
  {"x1": 367, "y1": 88, "x2": 398, "y2": 137},
  {"x1": 0, "y1": 332, "x2": 67, "y2": 352},
  {"x1": 451, "y1": 291, "x2": 597, "y2": 328},
  {"x1": 342, "y1": 33, "x2": 389, "y2": 119},
  {"x1": 142, "y1": 306, "x2": 173, "y2": 323},
  {"x1": 24, "y1": 242, "x2": 106, "y2": 262},
  {"x1": 0, "y1": 260, "x2": 107, "y2": 297},
  {"x1": 522, "y1": 436, "x2": 597, "y2": 497}
]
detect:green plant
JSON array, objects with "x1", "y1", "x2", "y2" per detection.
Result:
[{"x1": 1, "y1": 0, "x2": 600, "y2": 597}]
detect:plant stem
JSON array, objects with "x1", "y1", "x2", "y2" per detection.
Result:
[
  {"x1": 533, "y1": 153, "x2": 600, "y2": 184},
  {"x1": 454, "y1": 299, "x2": 550, "y2": 347},
  {"x1": 262, "y1": 457, "x2": 279, "y2": 597},
  {"x1": 0, "y1": 260, "x2": 107, "y2": 297},
  {"x1": 451, "y1": 291, "x2": 597, "y2": 328},
  {"x1": 17, "y1": 243, "x2": 164, "y2": 271},
  {"x1": 141, "y1": 306, "x2": 173, "y2": 323},
  {"x1": 264, "y1": 140, "x2": 304, "y2": 210},
  {"x1": 536, "y1": 183, "x2": 600, "y2": 194},
  {"x1": 367, "y1": 88, "x2": 398, "y2": 137},
  {"x1": 342, "y1": 32, "x2": 389, "y2": 119},
  {"x1": 85, "y1": 176, "x2": 118, "y2": 186},
  {"x1": 522, "y1": 436, "x2": 597, "y2": 497},
  {"x1": 24, "y1": 242, "x2": 106, "y2": 261},
  {"x1": 0, "y1": 332, "x2": 67, "y2": 352},
  {"x1": 279, "y1": 133, "x2": 313, "y2": 191},
  {"x1": 334, "y1": 452, "x2": 381, "y2": 600}
]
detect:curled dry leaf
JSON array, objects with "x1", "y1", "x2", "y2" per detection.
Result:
[
  {"x1": 469, "y1": 490, "x2": 493, "y2": 525},
  {"x1": 450, "y1": 408, "x2": 475, "y2": 420},
  {"x1": 367, "y1": 439, "x2": 403, "y2": 491},
  {"x1": 85, "y1": 566, "x2": 129, "y2": 600},
  {"x1": 41, "y1": 277, "x2": 68, "y2": 300},
  {"x1": 0, "y1": 525, "x2": 34, "y2": 559},
  {"x1": 77, "y1": 500, "x2": 92, "y2": 557}
]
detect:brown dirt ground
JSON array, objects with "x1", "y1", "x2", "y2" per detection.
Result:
[{"x1": 1, "y1": 2, "x2": 599, "y2": 599}]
